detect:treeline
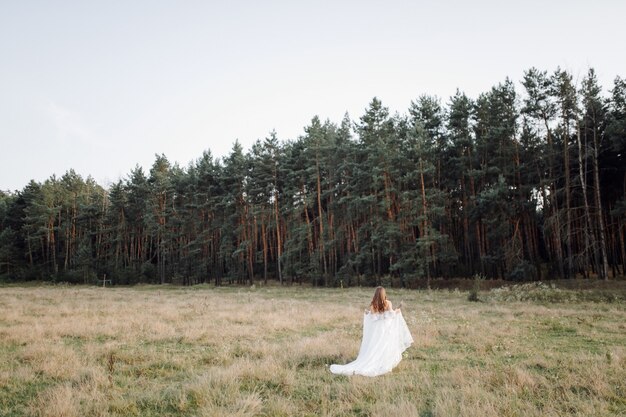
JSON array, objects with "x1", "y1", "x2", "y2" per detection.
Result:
[{"x1": 1, "y1": 68, "x2": 625, "y2": 286}]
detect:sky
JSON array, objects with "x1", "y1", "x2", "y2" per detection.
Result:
[{"x1": 1, "y1": 0, "x2": 625, "y2": 192}]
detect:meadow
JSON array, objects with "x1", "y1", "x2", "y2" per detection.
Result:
[{"x1": 0, "y1": 282, "x2": 625, "y2": 417}]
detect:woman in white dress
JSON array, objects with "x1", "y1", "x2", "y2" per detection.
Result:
[{"x1": 330, "y1": 286, "x2": 413, "y2": 377}]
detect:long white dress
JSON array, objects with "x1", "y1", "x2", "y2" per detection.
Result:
[{"x1": 330, "y1": 309, "x2": 413, "y2": 377}]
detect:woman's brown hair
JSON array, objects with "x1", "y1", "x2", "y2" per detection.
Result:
[{"x1": 371, "y1": 286, "x2": 387, "y2": 313}]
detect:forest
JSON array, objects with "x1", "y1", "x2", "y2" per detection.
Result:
[{"x1": 0, "y1": 67, "x2": 625, "y2": 286}]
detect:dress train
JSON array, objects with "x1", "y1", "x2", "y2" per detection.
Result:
[{"x1": 330, "y1": 310, "x2": 413, "y2": 377}]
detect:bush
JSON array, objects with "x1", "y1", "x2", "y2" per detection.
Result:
[
  {"x1": 140, "y1": 261, "x2": 156, "y2": 282},
  {"x1": 507, "y1": 260, "x2": 537, "y2": 281},
  {"x1": 57, "y1": 270, "x2": 90, "y2": 284},
  {"x1": 468, "y1": 273, "x2": 484, "y2": 302},
  {"x1": 487, "y1": 282, "x2": 626, "y2": 303},
  {"x1": 114, "y1": 268, "x2": 139, "y2": 285}
]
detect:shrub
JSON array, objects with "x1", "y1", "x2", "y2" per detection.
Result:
[
  {"x1": 468, "y1": 273, "x2": 484, "y2": 302},
  {"x1": 487, "y1": 282, "x2": 626, "y2": 303}
]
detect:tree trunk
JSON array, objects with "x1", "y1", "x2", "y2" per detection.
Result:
[
  {"x1": 316, "y1": 164, "x2": 328, "y2": 282},
  {"x1": 262, "y1": 219, "x2": 268, "y2": 284},
  {"x1": 592, "y1": 128, "x2": 609, "y2": 279},
  {"x1": 419, "y1": 159, "x2": 431, "y2": 284},
  {"x1": 577, "y1": 120, "x2": 596, "y2": 275},
  {"x1": 618, "y1": 219, "x2": 626, "y2": 276},
  {"x1": 564, "y1": 126, "x2": 573, "y2": 278},
  {"x1": 274, "y1": 193, "x2": 283, "y2": 284}
]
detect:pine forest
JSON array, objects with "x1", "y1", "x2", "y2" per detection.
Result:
[{"x1": 1, "y1": 68, "x2": 625, "y2": 286}]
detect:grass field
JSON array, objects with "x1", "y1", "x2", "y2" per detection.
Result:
[{"x1": 0, "y1": 282, "x2": 625, "y2": 416}]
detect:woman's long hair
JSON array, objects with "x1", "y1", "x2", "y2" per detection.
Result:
[{"x1": 371, "y1": 286, "x2": 387, "y2": 313}]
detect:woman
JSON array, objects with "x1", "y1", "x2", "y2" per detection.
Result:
[{"x1": 330, "y1": 286, "x2": 413, "y2": 377}]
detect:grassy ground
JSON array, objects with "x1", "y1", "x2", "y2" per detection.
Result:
[{"x1": 0, "y1": 283, "x2": 625, "y2": 416}]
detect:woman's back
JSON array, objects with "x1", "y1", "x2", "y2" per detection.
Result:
[
  {"x1": 330, "y1": 287, "x2": 413, "y2": 377},
  {"x1": 370, "y1": 299, "x2": 392, "y2": 314}
]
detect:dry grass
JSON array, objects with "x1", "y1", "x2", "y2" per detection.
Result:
[{"x1": 0, "y1": 283, "x2": 625, "y2": 416}]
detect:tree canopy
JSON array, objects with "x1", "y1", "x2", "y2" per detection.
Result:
[{"x1": 1, "y1": 67, "x2": 625, "y2": 286}]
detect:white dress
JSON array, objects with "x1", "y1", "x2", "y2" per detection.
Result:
[{"x1": 330, "y1": 309, "x2": 413, "y2": 377}]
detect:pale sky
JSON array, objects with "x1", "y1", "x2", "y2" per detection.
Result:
[{"x1": 1, "y1": 0, "x2": 624, "y2": 192}]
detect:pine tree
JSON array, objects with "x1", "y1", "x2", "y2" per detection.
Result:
[
  {"x1": 606, "y1": 77, "x2": 626, "y2": 275},
  {"x1": 581, "y1": 69, "x2": 610, "y2": 279}
]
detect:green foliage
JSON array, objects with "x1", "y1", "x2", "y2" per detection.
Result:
[
  {"x1": 487, "y1": 282, "x2": 626, "y2": 303},
  {"x1": 141, "y1": 261, "x2": 156, "y2": 282},
  {"x1": 1, "y1": 67, "x2": 624, "y2": 285},
  {"x1": 468, "y1": 273, "x2": 484, "y2": 302}
]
